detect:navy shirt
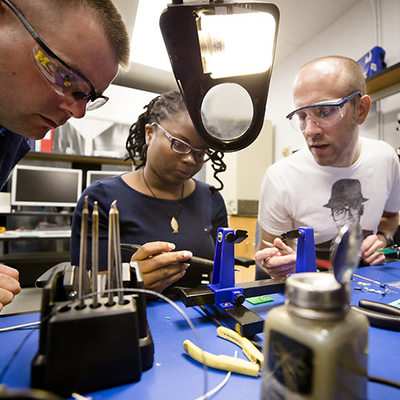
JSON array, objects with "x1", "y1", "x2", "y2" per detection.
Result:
[
  {"x1": 0, "y1": 126, "x2": 31, "y2": 190},
  {"x1": 70, "y1": 175, "x2": 228, "y2": 287}
]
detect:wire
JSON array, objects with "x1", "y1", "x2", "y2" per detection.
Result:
[
  {"x1": 0, "y1": 321, "x2": 40, "y2": 332},
  {"x1": 368, "y1": 374, "x2": 400, "y2": 389},
  {"x1": 199, "y1": 304, "x2": 224, "y2": 327},
  {"x1": 0, "y1": 325, "x2": 37, "y2": 383},
  {"x1": 195, "y1": 351, "x2": 237, "y2": 400},
  {"x1": 199, "y1": 304, "x2": 263, "y2": 350}
]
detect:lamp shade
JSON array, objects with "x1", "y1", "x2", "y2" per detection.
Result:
[{"x1": 160, "y1": 1, "x2": 279, "y2": 152}]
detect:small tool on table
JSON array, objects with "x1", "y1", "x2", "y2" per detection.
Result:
[
  {"x1": 374, "y1": 245, "x2": 399, "y2": 256},
  {"x1": 120, "y1": 243, "x2": 215, "y2": 271},
  {"x1": 78, "y1": 195, "x2": 89, "y2": 309},
  {"x1": 183, "y1": 326, "x2": 263, "y2": 377},
  {"x1": 91, "y1": 201, "x2": 100, "y2": 308},
  {"x1": 107, "y1": 200, "x2": 125, "y2": 305}
]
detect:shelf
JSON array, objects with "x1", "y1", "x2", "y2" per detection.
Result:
[
  {"x1": 0, "y1": 211, "x2": 74, "y2": 217},
  {"x1": 25, "y1": 151, "x2": 131, "y2": 166},
  {"x1": 0, "y1": 251, "x2": 70, "y2": 262},
  {"x1": 366, "y1": 61, "x2": 400, "y2": 101},
  {"x1": 0, "y1": 231, "x2": 71, "y2": 240}
]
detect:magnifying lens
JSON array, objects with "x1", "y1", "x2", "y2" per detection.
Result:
[{"x1": 160, "y1": 1, "x2": 280, "y2": 152}]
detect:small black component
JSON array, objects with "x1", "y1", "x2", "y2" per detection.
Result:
[
  {"x1": 281, "y1": 229, "x2": 302, "y2": 241},
  {"x1": 225, "y1": 231, "x2": 237, "y2": 243},
  {"x1": 234, "y1": 229, "x2": 248, "y2": 244}
]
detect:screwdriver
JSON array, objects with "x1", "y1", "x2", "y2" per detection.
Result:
[{"x1": 120, "y1": 243, "x2": 215, "y2": 271}]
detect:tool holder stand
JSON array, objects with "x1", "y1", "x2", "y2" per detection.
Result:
[
  {"x1": 207, "y1": 228, "x2": 246, "y2": 308},
  {"x1": 295, "y1": 227, "x2": 318, "y2": 273},
  {"x1": 31, "y1": 263, "x2": 153, "y2": 398},
  {"x1": 180, "y1": 227, "x2": 286, "y2": 337},
  {"x1": 203, "y1": 228, "x2": 266, "y2": 337},
  {"x1": 180, "y1": 227, "x2": 319, "y2": 337}
]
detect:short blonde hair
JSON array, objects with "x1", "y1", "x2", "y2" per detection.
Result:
[
  {"x1": 52, "y1": 0, "x2": 131, "y2": 71},
  {"x1": 302, "y1": 55, "x2": 366, "y2": 95}
]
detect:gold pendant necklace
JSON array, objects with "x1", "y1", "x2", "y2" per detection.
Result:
[{"x1": 142, "y1": 168, "x2": 184, "y2": 234}]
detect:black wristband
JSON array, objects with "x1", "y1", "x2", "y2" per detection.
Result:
[{"x1": 377, "y1": 231, "x2": 394, "y2": 247}]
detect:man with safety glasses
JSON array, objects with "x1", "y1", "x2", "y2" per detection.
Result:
[
  {"x1": 0, "y1": 0, "x2": 130, "y2": 309},
  {"x1": 255, "y1": 55, "x2": 400, "y2": 278},
  {"x1": 0, "y1": 0, "x2": 130, "y2": 188}
]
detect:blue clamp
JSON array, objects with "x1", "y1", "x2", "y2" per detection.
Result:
[{"x1": 207, "y1": 228, "x2": 245, "y2": 308}]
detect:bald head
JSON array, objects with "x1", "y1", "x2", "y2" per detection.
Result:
[{"x1": 294, "y1": 56, "x2": 366, "y2": 98}]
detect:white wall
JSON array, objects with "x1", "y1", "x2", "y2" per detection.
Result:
[
  {"x1": 205, "y1": 120, "x2": 274, "y2": 215},
  {"x1": 266, "y1": 0, "x2": 400, "y2": 162}
]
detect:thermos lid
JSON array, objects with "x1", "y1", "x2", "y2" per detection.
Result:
[{"x1": 285, "y1": 272, "x2": 350, "y2": 319}]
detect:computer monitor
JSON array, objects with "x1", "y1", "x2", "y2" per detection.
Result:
[
  {"x1": 86, "y1": 170, "x2": 124, "y2": 187},
  {"x1": 11, "y1": 165, "x2": 82, "y2": 208}
]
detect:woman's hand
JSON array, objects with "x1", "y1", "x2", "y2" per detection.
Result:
[{"x1": 131, "y1": 241, "x2": 192, "y2": 293}]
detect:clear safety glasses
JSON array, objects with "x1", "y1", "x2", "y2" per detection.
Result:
[
  {"x1": 286, "y1": 91, "x2": 362, "y2": 133},
  {"x1": 3, "y1": 0, "x2": 108, "y2": 111},
  {"x1": 152, "y1": 123, "x2": 212, "y2": 163}
]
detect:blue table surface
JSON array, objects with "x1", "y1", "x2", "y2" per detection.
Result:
[{"x1": 1, "y1": 263, "x2": 400, "y2": 399}]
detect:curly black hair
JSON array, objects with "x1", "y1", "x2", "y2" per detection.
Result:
[{"x1": 125, "y1": 90, "x2": 226, "y2": 191}]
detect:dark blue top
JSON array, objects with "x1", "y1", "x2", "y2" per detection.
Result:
[
  {"x1": 0, "y1": 126, "x2": 31, "y2": 190},
  {"x1": 70, "y1": 175, "x2": 228, "y2": 286}
]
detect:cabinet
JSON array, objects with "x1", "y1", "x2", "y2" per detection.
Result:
[
  {"x1": 24, "y1": 151, "x2": 130, "y2": 166},
  {"x1": 229, "y1": 215, "x2": 257, "y2": 283},
  {"x1": 366, "y1": 61, "x2": 400, "y2": 101},
  {"x1": 0, "y1": 210, "x2": 72, "y2": 286}
]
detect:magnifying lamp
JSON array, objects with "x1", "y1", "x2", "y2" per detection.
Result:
[{"x1": 160, "y1": 1, "x2": 279, "y2": 152}]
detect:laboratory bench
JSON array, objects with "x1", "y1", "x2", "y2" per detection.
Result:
[{"x1": 1, "y1": 262, "x2": 400, "y2": 399}]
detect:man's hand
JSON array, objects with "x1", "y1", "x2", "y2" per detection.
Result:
[
  {"x1": 255, "y1": 237, "x2": 296, "y2": 278},
  {"x1": 131, "y1": 242, "x2": 193, "y2": 293},
  {"x1": 0, "y1": 264, "x2": 21, "y2": 312},
  {"x1": 361, "y1": 234, "x2": 386, "y2": 266}
]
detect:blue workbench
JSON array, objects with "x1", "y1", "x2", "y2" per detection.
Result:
[{"x1": 1, "y1": 262, "x2": 400, "y2": 399}]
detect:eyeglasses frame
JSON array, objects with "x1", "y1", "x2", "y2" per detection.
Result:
[
  {"x1": 285, "y1": 91, "x2": 362, "y2": 127},
  {"x1": 331, "y1": 204, "x2": 364, "y2": 222},
  {"x1": 1, "y1": 0, "x2": 108, "y2": 110},
  {"x1": 151, "y1": 122, "x2": 212, "y2": 163}
]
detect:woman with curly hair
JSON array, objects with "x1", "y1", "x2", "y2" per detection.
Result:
[{"x1": 71, "y1": 91, "x2": 228, "y2": 293}]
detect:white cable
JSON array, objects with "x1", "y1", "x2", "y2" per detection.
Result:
[
  {"x1": 0, "y1": 321, "x2": 39, "y2": 332},
  {"x1": 195, "y1": 351, "x2": 237, "y2": 400}
]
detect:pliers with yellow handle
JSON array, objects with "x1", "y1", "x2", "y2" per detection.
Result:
[{"x1": 183, "y1": 326, "x2": 264, "y2": 377}]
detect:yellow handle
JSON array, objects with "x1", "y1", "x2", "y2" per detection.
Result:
[
  {"x1": 217, "y1": 326, "x2": 264, "y2": 366},
  {"x1": 183, "y1": 339, "x2": 259, "y2": 377}
]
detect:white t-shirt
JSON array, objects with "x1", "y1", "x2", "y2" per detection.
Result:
[{"x1": 258, "y1": 137, "x2": 400, "y2": 249}]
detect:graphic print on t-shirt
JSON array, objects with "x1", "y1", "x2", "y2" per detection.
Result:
[
  {"x1": 323, "y1": 179, "x2": 368, "y2": 229},
  {"x1": 315, "y1": 179, "x2": 370, "y2": 260}
]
